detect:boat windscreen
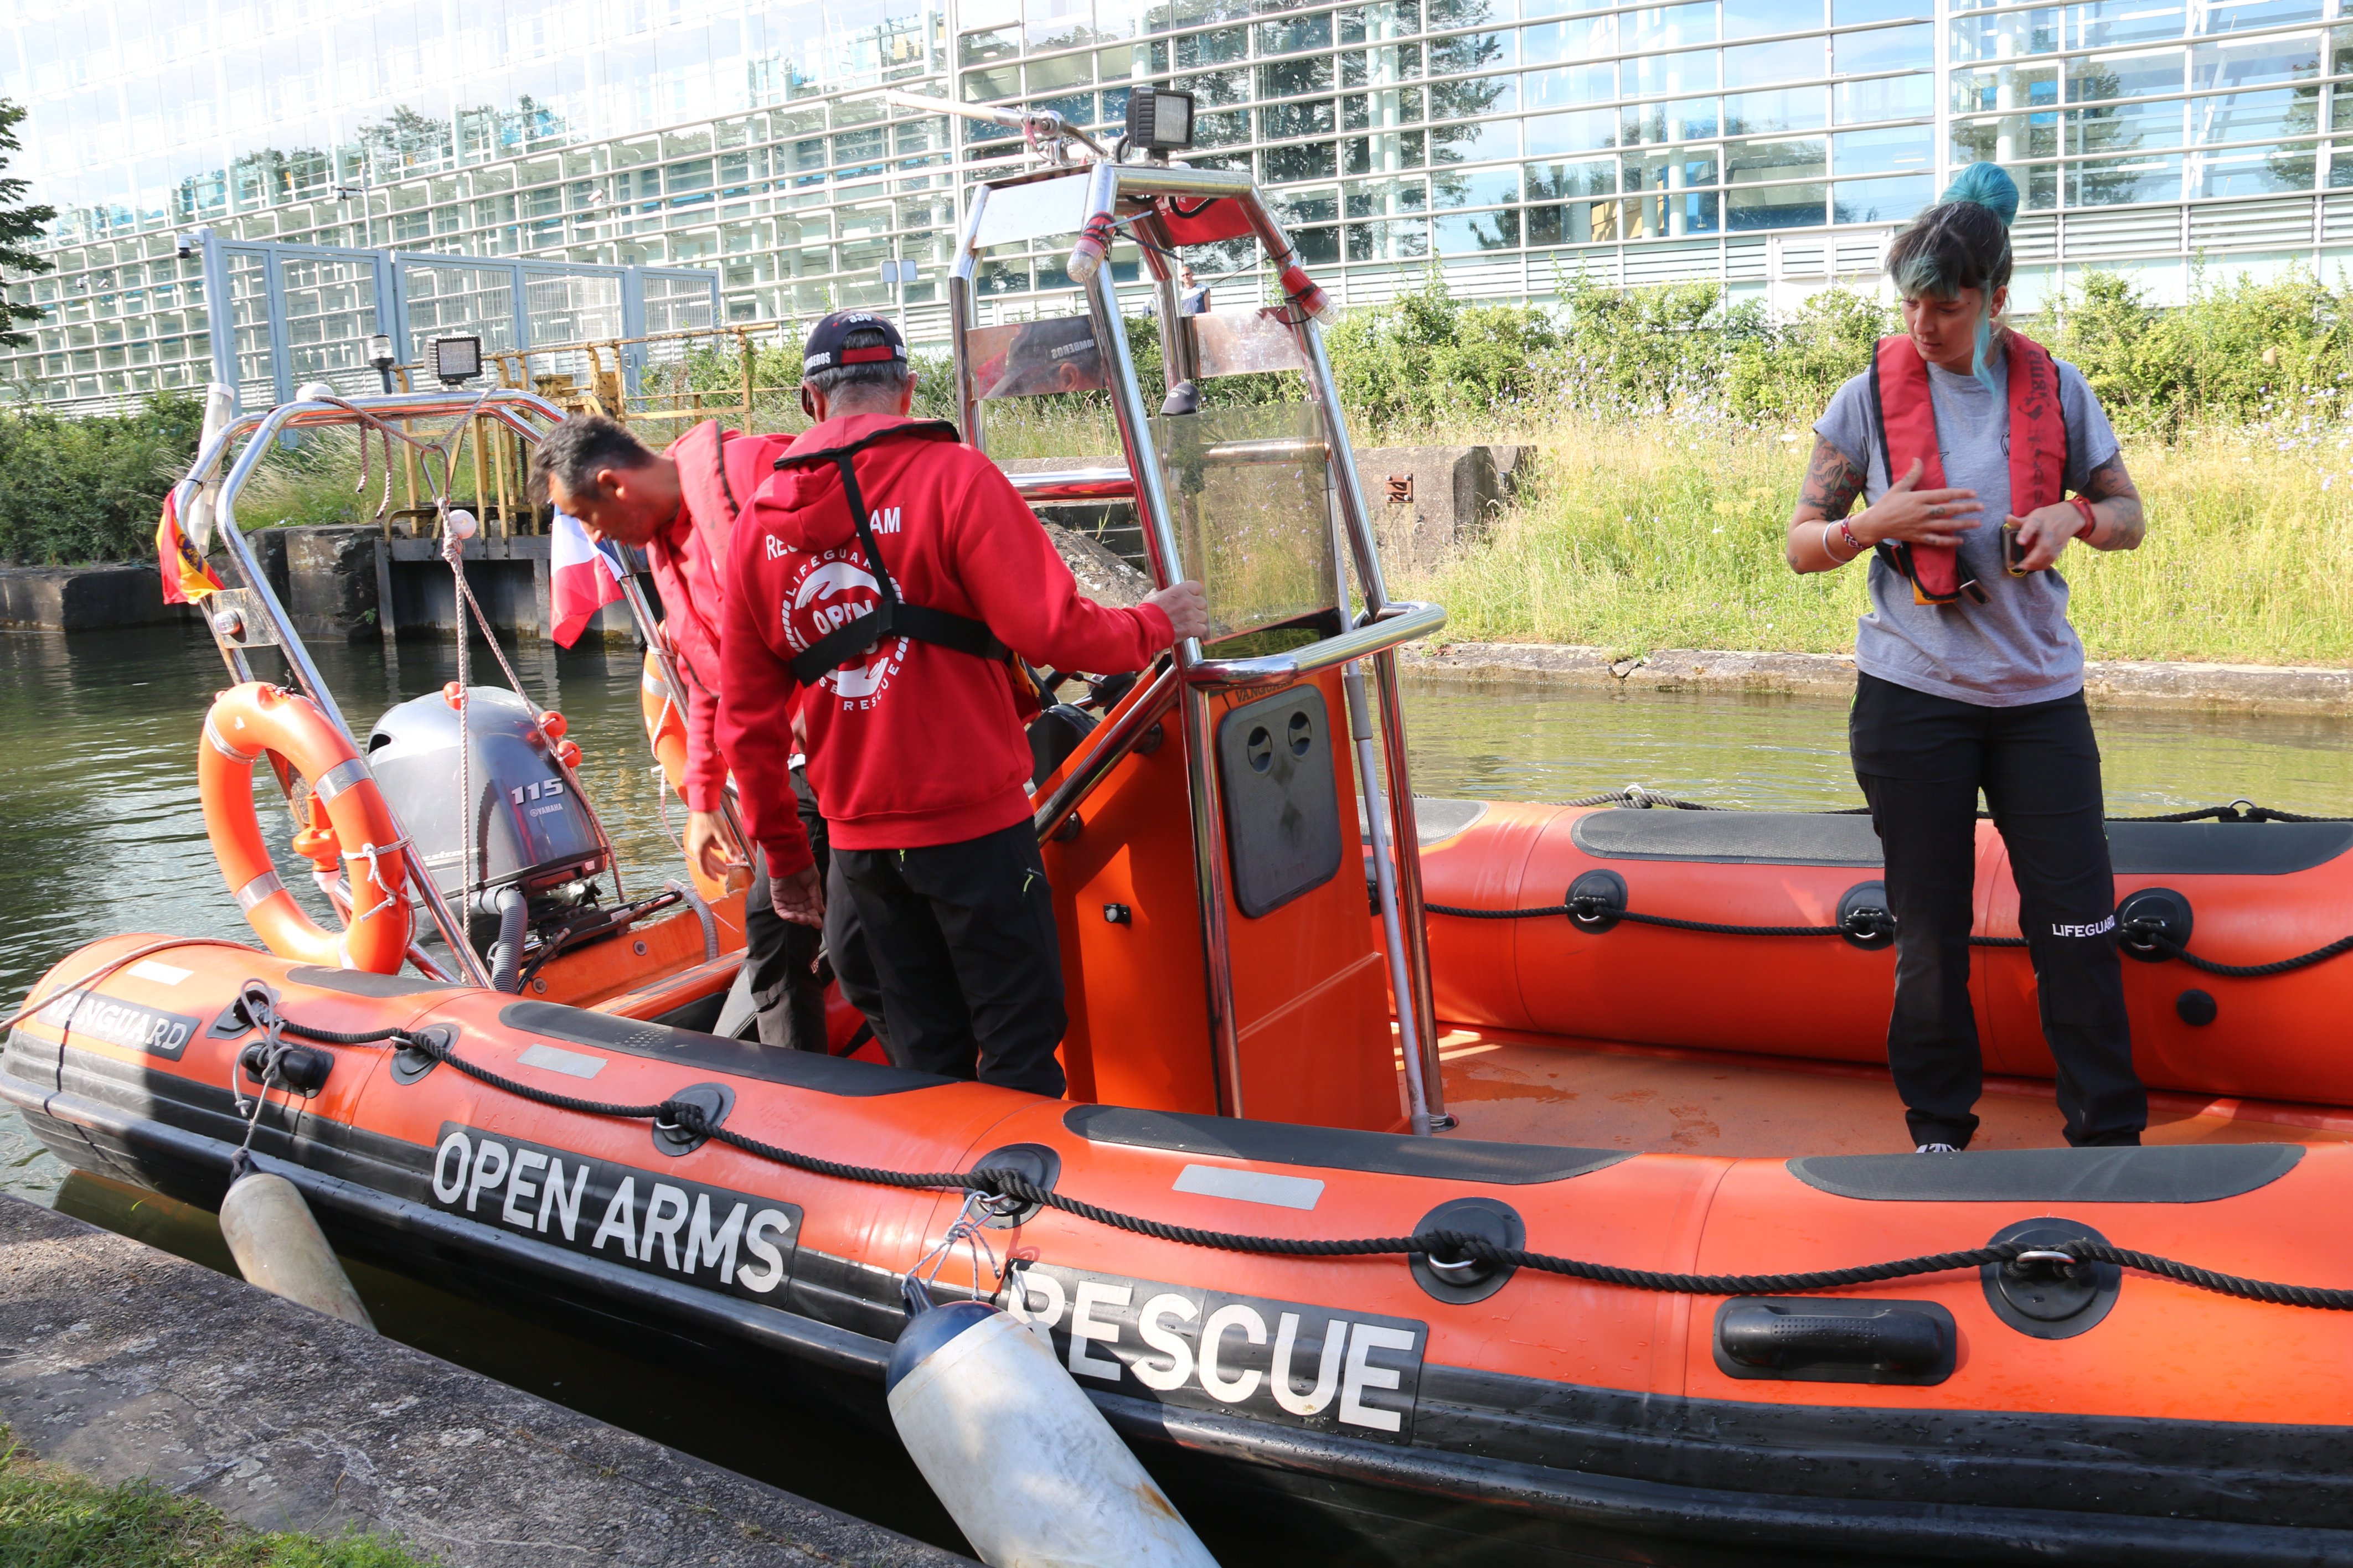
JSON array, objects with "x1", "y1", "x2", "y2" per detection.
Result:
[{"x1": 1150, "y1": 401, "x2": 1339, "y2": 641}]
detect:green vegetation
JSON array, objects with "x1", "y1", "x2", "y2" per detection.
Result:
[
  {"x1": 0, "y1": 1430, "x2": 430, "y2": 1566},
  {"x1": 17, "y1": 262, "x2": 2353, "y2": 667},
  {"x1": 1330, "y1": 266, "x2": 2353, "y2": 665},
  {"x1": 0, "y1": 392, "x2": 204, "y2": 566}
]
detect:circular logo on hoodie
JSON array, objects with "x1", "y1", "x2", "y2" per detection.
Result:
[{"x1": 783, "y1": 548, "x2": 907, "y2": 705}]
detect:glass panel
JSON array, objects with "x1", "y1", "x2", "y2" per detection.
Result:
[
  {"x1": 1835, "y1": 23, "x2": 1931, "y2": 74},
  {"x1": 2068, "y1": 148, "x2": 2184, "y2": 200},
  {"x1": 1729, "y1": 136, "x2": 1828, "y2": 181},
  {"x1": 1525, "y1": 64, "x2": 1618, "y2": 107},
  {"x1": 1526, "y1": 107, "x2": 1624, "y2": 152},
  {"x1": 2072, "y1": 1, "x2": 2185, "y2": 49},
  {"x1": 1726, "y1": 0, "x2": 1822, "y2": 37},
  {"x1": 1345, "y1": 216, "x2": 1434, "y2": 257},
  {"x1": 2192, "y1": 86, "x2": 2320, "y2": 143},
  {"x1": 1152, "y1": 402, "x2": 1340, "y2": 642},
  {"x1": 1726, "y1": 38, "x2": 1825, "y2": 86},
  {"x1": 2191, "y1": 35, "x2": 2321, "y2": 92},
  {"x1": 1727, "y1": 86, "x2": 1831, "y2": 133},
  {"x1": 1521, "y1": 15, "x2": 1615, "y2": 64},
  {"x1": 1433, "y1": 164, "x2": 1525, "y2": 204},
  {"x1": 1621, "y1": 188, "x2": 1721, "y2": 234},
  {"x1": 2200, "y1": 0, "x2": 2323, "y2": 33},
  {"x1": 1834, "y1": 124, "x2": 1935, "y2": 175},
  {"x1": 2066, "y1": 49, "x2": 2185, "y2": 102},
  {"x1": 1836, "y1": 0, "x2": 1929, "y2": 22},
  {"x1": 1951, "y1": 10, "x2": 2060, "y2": 62},
  {"x1": 1630, "y1": 46, "x2": 1720, "y2": 98},
  {"x1": 1530, "y1": 157, "x2": 1619, "y2": 196},
  {"x1": 1952, "y1": 62, "x2": 2061, "y2": 113},
  {"x1": 1726, "y1": 182, "x2": 1828, "y2": 225},
  {"x1": 2195, "y1": 142, "x2": 2316, "y2": 193},
  {"x1": 1433, "y1": 208, "x2": 1521, "y2": 249},
  {"x1": 2073, "y1": 97, "x2": 2186, "y2": 151},
  {"x1": 1833, "y1": 171, "x2": 1933, "y2": 219},
  {"x1": 1836, "y1": 73, "x2": 1934, "y2": 122}
]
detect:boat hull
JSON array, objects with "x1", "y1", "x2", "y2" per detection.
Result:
[
  {"x1": 1416, "y1": 803, "x2": 2353, "y2": 1104},
  {"x1": 10, "y1": 939, "x2": 2353, "y2": 1564}
]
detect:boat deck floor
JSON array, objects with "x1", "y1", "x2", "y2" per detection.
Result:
[{"x1": 1421, "y1": 1029, "x2": 2353, "y2": 1156}]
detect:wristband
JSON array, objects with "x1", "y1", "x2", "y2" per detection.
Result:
[
  {"x1": 1840, "y1": 519, "x2": 1864, "y2": 556},
  {"x1": 2068, "y1": 495, "x2": 2099, "y2": 542}
]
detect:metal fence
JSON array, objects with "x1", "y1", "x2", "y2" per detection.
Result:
[{"x1": 187, "y1": 231, "x2": 722, "y2": 417}]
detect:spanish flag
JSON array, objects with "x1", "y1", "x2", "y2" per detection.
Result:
[{"x1": 156, "y1": 483, "x2": 222, "y2": 606}]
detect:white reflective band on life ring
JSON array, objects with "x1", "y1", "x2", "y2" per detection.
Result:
[
  {"x1": 234, "y1": 871, "x2": 285, "y2": 910},
  {"x1": 203, "y1": 718, "x2": 259, "y2": 764},
  {"x1": 312, "y1": 756, "x2": 373, "y2": 803}
]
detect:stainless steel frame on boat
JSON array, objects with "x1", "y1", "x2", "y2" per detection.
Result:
[
  {"x1": 946, "y1": 160, "x2": 1449, "y2": 1127},
  {"x1": 176, "y1": 386, "x2": 692, "y2": 992}
]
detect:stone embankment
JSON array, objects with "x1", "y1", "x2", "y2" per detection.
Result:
[
  {"x1": 1403, "y1": 641, "x2": 2353, "y2": 715},
  {"x1": 0, "y1": 1194, "x2": 969, "y2": 1568}
]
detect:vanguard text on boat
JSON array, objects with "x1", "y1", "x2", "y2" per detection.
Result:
[{"x1": 13, "y1": 140, "x2": 2353, "y2": 1566}]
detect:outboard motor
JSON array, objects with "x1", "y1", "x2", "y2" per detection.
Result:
[{"x1": 367, "y1": 687, "x2": 612, "y2": 982}]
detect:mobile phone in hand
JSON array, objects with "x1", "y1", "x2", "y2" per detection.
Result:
[{"x1": 2001, "y1": 520, "x2": 2030, "y2": 577}]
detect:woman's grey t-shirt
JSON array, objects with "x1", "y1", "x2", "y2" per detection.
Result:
[{"x1": 1813, "y1": 351, "x2": 2120, "y2": 707}]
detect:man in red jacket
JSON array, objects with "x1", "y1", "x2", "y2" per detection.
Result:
[
  {"x1": 721, "y1": 312, "x2": 1208, "y2": 1094},
  {"x1": 532, "y1": 413, "x2": 843, "y2": 1050}
]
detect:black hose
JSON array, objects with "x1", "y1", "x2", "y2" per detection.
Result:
[
  {"x1": 252, "y1": 993, "x2": 2353, "y2": 1313},
  {"x1": 484, "y1": 886, "x2": 528, "y2": 994}
]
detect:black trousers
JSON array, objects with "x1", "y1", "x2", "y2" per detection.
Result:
[
  {"x1": 1851, "y1": 672, "x2": 2145, "y2": 1149},
  {"x1": 742, "y1": 768, "x2": 887, "y2": 1053},
  {"x1": 830, "y1": 819, "x2": 1068, "y2": 1096}
]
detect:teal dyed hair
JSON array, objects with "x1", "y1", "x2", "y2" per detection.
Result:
[{"x1": 1886, "y1": 163, "x2": 2019, "y2": 393}]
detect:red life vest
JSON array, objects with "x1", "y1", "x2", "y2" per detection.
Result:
[{"x1": 1867, "y1": 330, "x2": 2069, "y2": 606}]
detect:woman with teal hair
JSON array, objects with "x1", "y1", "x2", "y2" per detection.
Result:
[{"x1": 1784, "y1": 164, "x2": 2151, "y2": 1154}]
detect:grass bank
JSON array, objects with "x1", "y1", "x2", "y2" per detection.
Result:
[
  {"x1": 0, "y1": 1430, "x2": 427, "y2": 1567},
  {"x1": 1399, "y1": 413, "x2": 2353, "y2": 668}
]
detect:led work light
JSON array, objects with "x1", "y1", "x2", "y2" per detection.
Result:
[
  {"x1": 429, "y1": 335, "x2": 482, "y2": 387},
  {"x1": 1125, "y1": 89, "x2": 1196, "y2": 153}
]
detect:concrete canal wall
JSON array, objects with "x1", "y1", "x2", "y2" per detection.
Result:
[
  {"x1": 0, "y1": 1194, "x2": 969, "y2": 1568},
  {"x1": 1405, "y1": 640, "x2": 2353, "y2": 716}
]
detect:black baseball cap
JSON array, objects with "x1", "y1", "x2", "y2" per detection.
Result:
[{"x1": 802, "y1": 310, "x2": 907, "y2": 372}]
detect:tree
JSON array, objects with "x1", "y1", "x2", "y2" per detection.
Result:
[{"x1": 0, "y1": 99, "x2": 57, "y2": 349}]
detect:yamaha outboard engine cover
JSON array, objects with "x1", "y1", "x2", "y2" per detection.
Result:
[{"x1": 367, "y1": 687, "x2": 608, "y2": 902}]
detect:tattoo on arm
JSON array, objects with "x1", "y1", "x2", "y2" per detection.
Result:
[
  {"x1": 2082, "y1": 454, "x2": 2145, "y2": 548},
  {"x1": 1797, "y1": 438, "x2": 1864, "y2": 520}
]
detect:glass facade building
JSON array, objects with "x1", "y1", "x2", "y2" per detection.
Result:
[{"x1": 3, "y1": 0, "x2": 2350, "y2": 408}]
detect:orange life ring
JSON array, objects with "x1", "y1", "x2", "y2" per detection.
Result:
[{"x1": 199, "y1": 682, "x2": 414, "y2": 973}]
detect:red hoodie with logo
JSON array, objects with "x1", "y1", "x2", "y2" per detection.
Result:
[
  {"x1": 645, "y1": 423, "x2": 794, "y2": 814},
  {"x1": 719, "y1": 413, "x2": 1172, "y2": 876}
]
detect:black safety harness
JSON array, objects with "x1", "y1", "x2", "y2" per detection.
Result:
[{"x1": 778, "y1": 421, "x2": 1010, "y2": 685}]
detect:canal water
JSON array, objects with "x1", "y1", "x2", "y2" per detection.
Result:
[{"x1": 4, "y1": 620, "x2": 2349, "y2": 1559}]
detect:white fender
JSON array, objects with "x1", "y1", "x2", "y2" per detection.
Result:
[
  {"x1": 218, "y1": 1172, "x2": 375, "y2": 1330},
  {"x1": 886, "y1": 1300, "x2": 1218, "y2": 1568}
]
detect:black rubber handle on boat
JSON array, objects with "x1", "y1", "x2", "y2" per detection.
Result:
[
  {"x1": 252, "y1": 996, "x2": 2353, "y2": 1312},
  {"x1": 1717, "y1": 1303, "x2": 1946, "y2": 1372}
]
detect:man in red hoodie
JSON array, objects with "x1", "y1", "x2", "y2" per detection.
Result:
[
  {"x1": 532, "y1": 413, "x2": 844, "y2": 1050},
  {"x1": 721, "y1": 312, "x2": 1208, "y2": 1095}
]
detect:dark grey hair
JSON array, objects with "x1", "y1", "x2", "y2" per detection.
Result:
[
  {"x1": 803, "y1": 326, "x2": 914, "y2": 401},
  {"x1": 529, "y1": 414, "x2": 656, "y2": 505}
]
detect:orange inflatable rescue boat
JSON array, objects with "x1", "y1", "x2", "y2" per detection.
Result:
[{"x1": 14, "y1": 158, "x2": 2353, "y2": 1567}]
